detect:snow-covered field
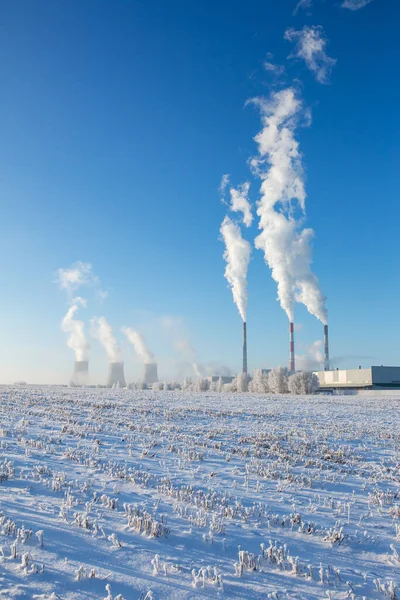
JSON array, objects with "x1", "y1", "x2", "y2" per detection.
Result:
[{"x1": 0, "y1": 387, "x2": 399, "y2": 600}]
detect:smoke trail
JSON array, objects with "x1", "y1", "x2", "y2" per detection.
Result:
[
  {"x1": 296, "y1": 339, "x2": 324, "y2": 370},
  {"x1": 61, "y1": 297, "x2": 90, "y2": 361},
  {"x1": 174, "y1": 338, "x2": 205, "y2": 377},
  {"x1": 122, "y1": 327, "x2": 155, "y2": 363},
  {"x1": 251, "y1": 87, "x2": 327, "y2": 324},
  {"x1": 56, "y1": 262, "x2": 98, "y2": 296},
  {"x1": 229, "y1": 182, "x2": 253, "y2": 227},
  {"x1": 220, "y1": 215, "x2": 252, "y2": 322},
  {"x1": 91, "y1": 316, "x2": 120, "y2": 362}
]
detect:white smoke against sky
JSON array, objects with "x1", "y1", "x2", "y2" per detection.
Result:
[
  {"x1": 91, "y1": 316, "x2": 120, "y2": 362},
  {"x1": 122, "y1": 327, "x2": 155, "y2": 364},
  {"x1": 61, "y1": 297, "x2": 90, "y2": 361},
  {"x1": 251, "y1": 87, "x2": 327, "y2": 324},
  {"x1": 296, "y1": 339, "x2": 324, "y2": 371},
  {"x1": 229, "y1": 182, "x2": 253, "y2": 227},
  {"x1": 284, "y1": 26, "x2": 336, "y2": 84},
  {"x1": 293, "y1": 0, "x2": 313, "y2": 15},
  {"x1": 341, "y1": 0, "x2": 373, "y2": 9},
  {"x1": 220, "y1": 215, "x2": 252, "y2": 322},
  {"x1": 56, "y1": 261, "x2": 98, "y2": 296}
]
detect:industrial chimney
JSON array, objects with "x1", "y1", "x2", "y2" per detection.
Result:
[
  {"x1": 324, "y1": 324, "x2": 330, "y2": 371},
  {"x1": 71, "y1": 360, "x2": 89, "y2": 386},
  {"x1": 143, "y1": 363, "x2": 158, "y2": 385},
  {"x1": 289, "y1": 322, "x2": 295, "y2": 373},
  {"x1": 107, "y1": 362, "x2": 126, "y2": 387},
  {"x1": 242, "y1": 321, "x2": 248, "y2": 374}
]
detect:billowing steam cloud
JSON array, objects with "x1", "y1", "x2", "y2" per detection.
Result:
[
  {"x1": 122, "y1": 327, "x2": 155, "y2": 364},
  {"x1": 251, "y1": 87, "x2": 327, "y2": 324},
  {"x1": 296, "y1": 339, "x2": 324, "y2": 370},
  {"x1": 285, "y1": 26, "x2": 336, "y2": 85},
  {"x1": 229, "y1": 182, "x2": 253, "y2": 227},
  {"x1": 56, "y1": 262, "x2": 98, "y2": 296},
  {"x1": 61, "y1": 297, "x2": 89, "y2": 361},
  {"x1": 220, "y1": 216, "x2": 252, "y2": 322},
  {"x1": 174, "y1": 338, "x2": 205, "y2": 377},
  {"x1": 91, "y1": 316, "x2": 120, "y2": 362}
]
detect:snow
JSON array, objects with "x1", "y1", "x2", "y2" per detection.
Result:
[{"x1": 0, "y1": 386, "x2": 399, "y2": 599}]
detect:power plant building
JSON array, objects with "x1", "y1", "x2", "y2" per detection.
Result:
[{"x1": 315, "y1": 366, "x2": 400, "y2": 390}]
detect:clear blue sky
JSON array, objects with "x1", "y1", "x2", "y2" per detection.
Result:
[{"x1": 0, "y1": 0, "x2": 397, "y2": 384}]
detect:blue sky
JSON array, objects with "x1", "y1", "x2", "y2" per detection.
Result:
[{"x1": 0, "y1": 0, "x2": 397, "y2": 384}]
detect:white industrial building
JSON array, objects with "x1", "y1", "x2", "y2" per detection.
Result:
[{"x1": 315, "y1": 366, "x2": 400, "y2": 390}]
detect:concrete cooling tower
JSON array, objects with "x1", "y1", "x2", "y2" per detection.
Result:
[
  {"x1": 107, "y1": 362, "x2": 126, "y2": 387},
  {"x1": 143, "y1": 363, "x2": 158, "y2": 385},
  {"x1": 71, "y1": 361, "x2": 89, "y2": 386}
]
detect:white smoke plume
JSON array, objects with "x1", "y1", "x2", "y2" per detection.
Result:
[
  {"x1": 220, "y1": 215, "x2": 252, "y2": 322},
  {"x1": 293, "y1": 0, "x2": 313, "y2": 14},
  {"x1": 229, "y1": 182, "x2": 253, "y2": 227},
  {"x1": 296, "y1": 339, "x2": 324, "y2": 370},
  {"x1": 174, "y1": 338, "x2": 205, "y2": 377},
  {"x1": 251, "y1": 87, "x2": 328, "y2": 324},
  {"x1": 56, "y1": 262, "x2": 98, "y2": 295},
  {"x1": 91, "y1": 316, "x2": 120, "y2": 362},
  {"x1": 122, "y1": 327, "x2": 155, "y2": 364},
  {"x1": 284, "y1": 26, "x2": 336, "y2": 84},
  {"x1": 219, "y1": 173, "x2": 230, "y2": 194},
  {"x1": 61, "y1": 297, "x2": 90, "y2": 361},
  {"x1": 341, "y1": 0, "x2": 373, "y2": 9}
]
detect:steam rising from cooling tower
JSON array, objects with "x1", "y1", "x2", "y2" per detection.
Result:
[
  {"x1": 251, "y1": 87, "x2": 327, "y2": 325},
  {"x1": 91, "y1": 317, "x2": 121, "y2": 362},
  {"x1": 61, "y1": 297, "x2": 90, "y2": 362},
  {"x1": 122, "y1": 327, "x2": 158, "y2": 384},
  {"x1": 122, "y1": 328, "x2": 154, "y2": 363}
]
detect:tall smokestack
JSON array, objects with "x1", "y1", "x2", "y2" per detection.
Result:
[
  {"x1": 143, "y1": 363, "x2": 158, "y2": 385},
  {"x1": 107, "y1": 362, "x2": 126, "y2": 387},
  {"x1": 71, "y1": 360, "x2": 89, "y2": 386},
  {"x1": 324, "y1": 324, "x2": 330, "y2": 371},
  {"x1": 242, "y1": 321, "x2": 247, "y2": 374},
  {"x1": 289, "y1": 322, "x2": 295, "y2": 373}
]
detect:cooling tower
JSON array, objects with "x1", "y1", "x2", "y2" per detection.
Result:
[
  {"x1": 289, "y1": 322, "x2": 295, "y2": 373},
  {"x1": 242, "y1": 321, "x2": 247, "y2": 374},
  {"x1": 324, "y1": 324, "x2": 330, "y2": 371},
  {"x1": 143, "y1": 363, "x2": 158, "y2": 385},
  {"x1": 107, "y1": 362, "x2": 126, "y2": 387},
  {"x1": 71, "y1": 360, "x2": 89, "y2": 386}
]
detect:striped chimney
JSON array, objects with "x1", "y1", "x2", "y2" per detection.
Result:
[
  {"x1": 242, "y1": 321, "x2": 248, "y2": 374},
  {"x1": 289, "y1": 322, "x2": 295, "y2": 373},
  {"x1": 324, "y1": 324, "x2": 330, "y2": 371}
]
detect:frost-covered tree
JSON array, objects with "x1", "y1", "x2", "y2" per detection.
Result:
[
  {"x1": 288, "y1": 371, "x2": 319, "y2": 395},
  {"x1": 152, "y1": 382, "x2": 164, "y2": 391},
  {"x1": 236, "y1": 372, "x2": 250, "y2": 393},
  {"x1": 216, "y1": 377, "x2": 224, "y2": 393},
  {"x1": 268, "y1": 367, "x2": 289, "y2": 394},
  {"x1": 196, "y1": 378, "x2": 210, "y2": 392},
  {"x1": 182, "y1": 377, "x2": 193, "y2": 391},
  {"x1": 249, "y1": 372, "x2": 269, "y2": 394}
]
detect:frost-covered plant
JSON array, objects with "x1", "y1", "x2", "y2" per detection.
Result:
[
  {"x1": 268, "y1": 367, "x2": 289, "y2": 394},
  {"x1": 288, "y1": 371, "x2": 319, "y2": 394}
]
